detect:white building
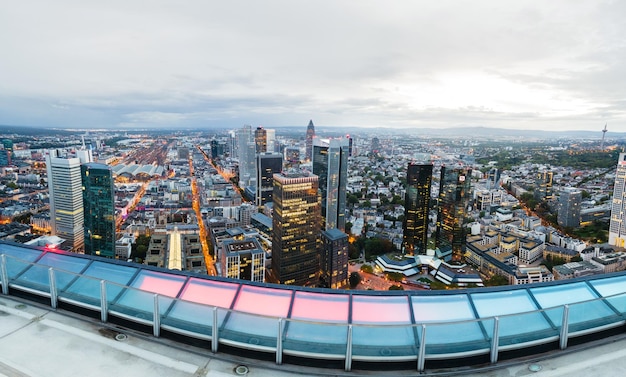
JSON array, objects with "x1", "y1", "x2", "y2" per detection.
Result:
[{"x1": 609, "y1": 153, "x2": 626, "y2": 247}]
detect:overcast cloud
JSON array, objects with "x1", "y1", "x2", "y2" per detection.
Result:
[{"x1": 1, "y1": 0, "x2": 625, "y2": 131}]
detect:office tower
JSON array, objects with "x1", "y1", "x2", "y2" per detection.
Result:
[
  {"x1": 558, "y1": 188, "x2": 582, "y2": 229},
  {"x1": 305, "y1": 120, "x2": 315, "y2": 161},
  {"x1": 345, "y1": 134, "x2": 353, "y2": 157},
  {"x1": 222, "y1": 238, "x2": 265, "y2": 282},
  {"x1": 46, "y1": 150, "x2": 87, "y2": 252},
  {"x1": 256, "y1": 153, "x2": 283, "y2": 207},
  {"x1": 285, "y1": 147, "x2": 300, "y2": 167},
  {"x1": 436, "y1": 166, "x2": 472, "y2": 256},
  {"x1": 371, "y1": 137, "x2": 381, "y2": 154},
  {"x1": 487, "y1": 168, "x2": 501, "y2": 190},
  {"x1": 0, "y1": 139, "x2": 12, "y2": 166},
  {"x1": 272, "y1": 171, "x2": 321, "y2": 286},
  {"x1": 609, "y1": 153, "x2": 626, "y2": 247},
  {"x1": 535, "y1": 171, "x2": 554, "y2": 201},
  {"x1": 255, "y1": 127, "x2": 267, "y2": 153},
  {"x1": 402, "y1": 163, "x2": 433, "y2": 255},
  {"x1": 312, "y1": 137, "x2": 349, "y2": 231},
  {"x1": 236, "y1": 126, "x2": 256, "y2": 188},
  {"x1": 82, "y1": 163, "x2": 116, "y2": 258},
  {"x1": 265, "y1": 129, "x2": 276, "y2": 152},
  {"x1": 320, "y1": 228, "x2": 349, "y2": 289}
]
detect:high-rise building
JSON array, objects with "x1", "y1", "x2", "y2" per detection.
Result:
[
  {"x1": 609, "y1": 153, "x2": 626, "y2": 247},
  {"x1": 371, "y1": 137, "x2": 381, "y2": 154},
  {"x1": 436, "y1": 166, "x2": 472, "y2": 257},
  {"x1": 320, "y1": 228, "x2": 348, "y2": 289},
  {"x1": 312, "y1": 137, "x2": 349, "y2": 231},
  {"x1": 558, "y1": 188, "x2": 582, "y2": 229},
  {"x1": 345, "y1": 134, "x2": 353, "y2": 157},
  {"x1": 221, "y1": 238, "x2": 265, "y2": 282},
  {"x1": 487, "y1": 168, "x2": 501, "y2": 190},
  {"x1": 535, "y1": 171, "x2": 554, "y2": 201},
  {"x1": 402, "y1": 163, "x2": 433, "y2": 255},
  {"x1": 255, "y1": 127, "x2": 267, "y2": 154},
  {"x1": 82, "y1": 163, "x2": 116, "y2": 258},
  {"x1": 272, "y1": 171, "x2": 321, "y2": 286},
  {"x1": 46, "y1": 150, "x2": 88, "y2": 252},
  {"x1": 265, "y1": 129, "x2": 276, "y2": 153},
  {"x1": 236, "y1": 126, "x2": 256, "y2": 188},
  {"x1": 305, "y1": 120, "x2": 315, "y2": 161},
  {"x1": 256, "y1": 153, "x2": 283, "y2": 207}
]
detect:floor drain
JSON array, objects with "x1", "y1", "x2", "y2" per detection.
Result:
[
  {"x1": 234, "y1": 365, "x2": 249, "y2": 375},
  {"x1": 115, "y1": 334, "x2": 128, "y2": 342},
  {"x1": 529, "y1": 364, "x2": 542, "y2": 372}
]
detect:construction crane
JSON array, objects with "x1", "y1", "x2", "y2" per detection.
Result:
[{"x1": 601, "y1": 123, "x2": 608, "y2": 150}]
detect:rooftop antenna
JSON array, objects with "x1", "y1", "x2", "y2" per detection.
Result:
[{"x1": 601, "y1": 123, "x2": 608, "y2": 150}]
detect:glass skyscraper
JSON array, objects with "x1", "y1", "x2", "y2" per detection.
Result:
[
  {"x1": 271, "y1": 171, "x2": 321, "y2": 286},
  {"x1": 312, "y1": 137, "x2": 349, "y2": 231},
  {"x1": 403, "y1": 163, "x2": 433, "y2": 255},
  {"x1": 436, "y1": 166, "x2": 472, "y2": 257},
  {"x1": 320, "y1": 228, "x2": 348, "y2": 289},
  {"x1": 82, "y1": 163, "x2": 116, "y2": 258},
  {"x1": 255, "y1": 152, "x2": 283, "y2": 207}
]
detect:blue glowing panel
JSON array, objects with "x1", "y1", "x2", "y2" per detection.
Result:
[
  {"x1": 589, "y1": 276, "x2": 626, "y2": 313},
  {"x1": 471, "y1": 290, "x2": 552, "y2": 341},
  {"x1": 412, "y1": 295, "x2": 485, "y2": 351},
  {"x1": 0, "y1": 244, "x2": 42, "y2": 278},
  {"x1": 61, "y1": 261, "x2": 137, "y2": 305},
  {"x1": 530, "y1": 282, "x2": 617, "y2": 330},
  {"x1": 15, "y1": 252, "x2": 89, "y2": 291}
]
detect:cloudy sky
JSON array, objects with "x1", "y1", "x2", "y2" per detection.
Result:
[{"x1": 1, "y1": 0, "x2": 625, "y2": 131}]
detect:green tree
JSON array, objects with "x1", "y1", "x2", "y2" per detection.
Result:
[
  {"x1": 349, "y1": 272, "x2": 362, "y2": 289},
  {"x1": 388, "y1": 285, "x2": 404, "y2": 290},
  {"x1": 485, "y1": 275, "x2": 509, "y2": 286},
  {"x1": 360, "y1": 264, "x2": 373, "y2": 274},
  {"x1": 386, "y1": 272, "x2": 404, "y2": 282}
]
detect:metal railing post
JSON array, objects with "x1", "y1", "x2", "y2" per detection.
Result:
[
  {"x1": 153, "y1": 294, "x2": 160, "y2": 337},
  {"x1": 211, "y1": 307, "x2": 219, "y2": 353},
  {"x1": 344, "y1": 325, "x2": 353, "y2": 372},
  {"x1": 48, "y1": 268, "x2": 57, "y2": 309},
  {"x1": 418, "y1": 324, "x2": 427, "y2": 372},
  {"x1": 560, "y1": 305, "x2": 570, "y2": 350},
  {"x1": 276, "y1": 318, "x2": 284, "y2": 365},
  {"x1": 100, "y1": 280, "x2": 108, "y2": 322},
  {"x1": 490, "y1": 317, "x2": 500, "y2": 364},
  {"x1": 0, "y1": 255, "x2": 8, "y2": 295}
]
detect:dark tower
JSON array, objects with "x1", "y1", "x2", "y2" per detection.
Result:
[
  {"x1": 305, "y1": 120, "x2": 315, "y2": 161},
  {"x1": 402, "y1": 163, "x2": 433, "y2": 255}
]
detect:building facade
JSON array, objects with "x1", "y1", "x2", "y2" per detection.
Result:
[
  {"x1": 222, "y1": 238, "x2": 265, "y2": 282},
  {"x1": 312, "y1": 137, "x2": 349, "y2": 231},
  {"x1": 254, "y1": 127, "x2": 267, "y2": 154},
  {"x1": 402, "y1": 163, "x2": 433, "y2": 255},
  {"x1": 271, "y1": 172, "x2": 321, "y2": 286},
  {"x1": 255, "y1": 153, "x2": 283, "y2": 207},
  {"x1": 610, "y1": 153, "x2": 626, "y2": 247},
  {"x1": 81, "y1": 163, "x2": 116, "y2": 258},
  {"x1": 46, "y1": 150, "x2": 86, "y2": 252},
  {"x1": 436, "y1": 166, "x2": 472, "y2": 256},
  {"x1": 305, "y1": 120, "x2": 315, "y2": 161},
  {"x1": 558, "y1": 188, "x2": 582, "y2": 229},
  {"x1": 534, "y1": 171, "x2": 554, "y2": 202},
  {"x1": 320, "y1": 228, "x2": 349, "y2": 289}
]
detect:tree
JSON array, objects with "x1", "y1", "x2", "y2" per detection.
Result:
[
  {"x1": 349, "y1": 272, "x2": 362, "y2": 289},
  {"x1": 360, "y1": 264, "x2": 373, "y2": 274},
  {"x1": 348, "y1": 243, "x2": 360, "y2": 259},
  {"x1": 345, "y1": 222, "x2": 353, "y2": 234},
  {"x1": 485, "y1": 275, "x2": 509, "y2": 286},
  {"x1": 386, "y1": 272, "x2": 404, "y2": 282},
  {"x1": 389, "y1": 285, "x2": 404, "y2": 290}
]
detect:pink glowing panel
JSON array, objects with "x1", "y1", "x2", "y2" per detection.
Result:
[
  {"x1": 352, "y1": 295, "x2": 411, "y2": 324},
  {"x1": 291, "y1": 291, "x2": 349, "y2": 322},
  {"x1": 133, "y1": 271, "x2": 186, "y2": 298},
  {"x1": 233, "y1": 285, "x2": 292, "y2": 317},
  {"x1": 179, "y1": 278, "x2": 239, "y2": 308},
  {"x1": 412, "y1": 295, "x2": 475, "y2": 322}
]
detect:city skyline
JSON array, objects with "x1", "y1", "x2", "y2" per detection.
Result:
[{"x1": 1, "y1": 1, "x2": 625, "y2": 132}]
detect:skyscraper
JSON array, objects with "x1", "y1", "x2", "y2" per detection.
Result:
[
  {"x1": 256, "y1": 152, "x2": 283, "y2": 207},
  {"x1": 609, "y1": 153, "x2": 626, "y2": 247},
  {"x1": 82, "y1": 163, "x2": 116, "y2": 258},
  {"x1": 558, "y1": 188, "x2": 582, "y2": 229},
  {"x1": 312, "y1": 137, "x2": 349, "y2": 231},
  {"x1": 255, "y1": 127, "x2": 267, "y2": 154},
  {"x1": 305, "y1": 120, "x2": 315, "y2": 161},
  {"x1": 535, "y1": 171, "x2": 554, "y2": 202},
  {"x1": 402, "y1": 163, "x2": 433, "y2": 255},
  {"x1": 46, "y1": 150, "x2": 87, "y2": 252},
  {"x1": 320, "y1": 228, "x2": 348, "y2": 289},
  {"x1": 272, "y1": 171, "x2": 321, "y2": 286},
  {"x1": 236, "y1": 125, "x2": 256, "y2": 188},
  {"x1": 436, "y1": 166, "x2": 472, "y2": 257}
]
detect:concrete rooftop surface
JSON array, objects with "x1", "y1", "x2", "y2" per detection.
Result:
[{"x1": 1, "y1": 295, "x2": 626, "y2": 377}]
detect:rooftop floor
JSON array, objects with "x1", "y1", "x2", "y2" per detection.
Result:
[{"x1": 1, "y1": 295, "x2": 626, "y2": 377}]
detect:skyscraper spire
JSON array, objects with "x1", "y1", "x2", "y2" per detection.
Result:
[{"x1": 305, "y1": 120, "x2": 315, "y2": 161}]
